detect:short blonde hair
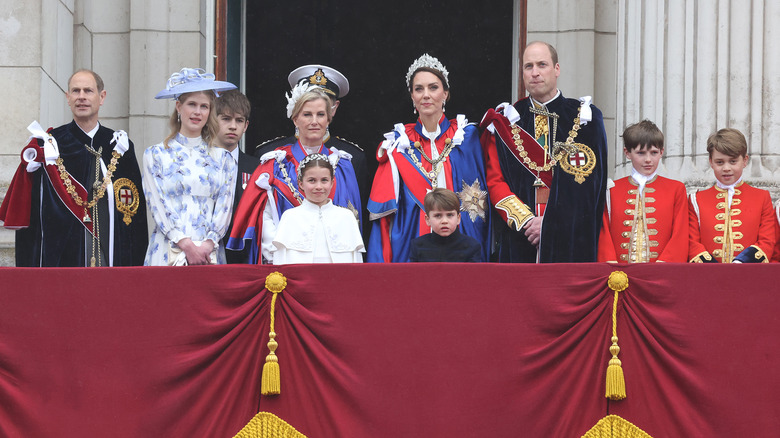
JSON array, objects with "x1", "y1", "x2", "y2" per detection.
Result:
[{"x1": 290, "y1": 88, "x2": 333, "y2": 122}]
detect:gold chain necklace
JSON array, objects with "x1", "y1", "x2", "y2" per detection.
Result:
[
  {"x1": 407, "y1": 139, "x2": 456, "y2": 187},
  {"x1": 511, "y1": 106, "x2": 582, "y2": 172},
  {"x1": 56, "y1": 150, "x2": 121, "y2": 209}
]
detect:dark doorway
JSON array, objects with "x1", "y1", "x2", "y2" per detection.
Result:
[{"x1": 243, "y1": 1, "x2": 516, "y2": 177}]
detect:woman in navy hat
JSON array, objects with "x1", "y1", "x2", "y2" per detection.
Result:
[
  {"x1": 367, "y1": 54, "x2": 492, "y2": 262},
  {"x1": 226, "y1": 85, "x2": 362, "y2": 264},
  {"x1": 142, "y1": 68, "x2": 238, "y2": 265}
]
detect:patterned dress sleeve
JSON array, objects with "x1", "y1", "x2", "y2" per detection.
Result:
[
  {"x1": 142, "y1": 144, "x2": 187, "y2": 244},
  {"x1": 206, "y1": 148, "x2": 236, "y2": 245}
]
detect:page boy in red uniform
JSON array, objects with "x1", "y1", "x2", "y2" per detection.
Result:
[
  {"x1": 598, "y1": 120, "x2": 688, "y2": 263},
  {"x1": 688, "y1": 128, "x2": 776, "y2": 263}
]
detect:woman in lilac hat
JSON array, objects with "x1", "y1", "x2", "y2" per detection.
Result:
[{"x1": 142, "y1": 68, "x2": 237, "y2": 265}]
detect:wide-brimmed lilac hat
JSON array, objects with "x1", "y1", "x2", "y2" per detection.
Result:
[{"x1": 154, "y1": 68, "x2": 237, "y2": 100}]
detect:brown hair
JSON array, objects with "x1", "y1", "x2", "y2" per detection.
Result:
[
  {"x1": 707, "y1": 128, "x2": 748, "y2": 158},
  {"x1": 524, "y1": 41, "x2": 559, "y2": 65},
  {"x1": 297, "y1": 154, "x2": 334, "y2": 181},
  {"x1": 164, "y1": 90, "x2": 220, "y2": 147},
  {"x1": 216, "y1": 89, "x2": 251, "y2": 119},
  {"x1": 68, "y1": 69, "x2": 105, "y2": 93},
  {"x1": 409, "y1": 67, "x2": 451, "y2": 101},
  {"x1": 290, "y1": 88, "x2": 333, "y2": 122},
  {"x1": 622, "y1": 119, "x2": 664, "y2": 152},
  {"x1": 424, "y1": 188, "x2": 460, "y2": 214}
]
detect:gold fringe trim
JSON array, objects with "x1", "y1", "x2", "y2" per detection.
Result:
[
  {"x1": 262, "y1": 272, "x2": 287, "y2": 396},
  {"x1": 606, "y1": 271, "x2": 628, "y2": 400},
  {"x1": 233, "y1": 412, "x2": 307, "y2": 438},
  {"x1": 581, "y1": 415, "x2": 653, "y2": 438}
]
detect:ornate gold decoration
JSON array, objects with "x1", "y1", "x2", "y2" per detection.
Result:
[
  {"x1": 581, "y1": 415, "x2": 653, "y2": 438},
  {"x1": 56, "y1": 150, "x2": 121, "y2": 209},
  {"x1": 458, "y1": 179, "x2": 487, "y2": 222},
  {"x1": 113, "y1": 178, "x2": 140, "y2": 225},
  {"x1": 496, "y1": 195, "x2": 533, "y2": 232},
  {"x1": 606, "y1": 271, "x2": 628, "y2": 400},
  {"x1": 511, "y1": 124, "x2": 559, "y2": 172},
  {"x1": 407, "y1": 138, "x2": 456, "y2": 187},
  {"x1": 233, "y1": 412, "x2": 307, "y2": 438},
  {"x1": 559, "y1": 143, "x2": 596, "y2": 184},
  {"x1": 262, "y1": 272, "x2": 287, "y2": 396},
  {"x1": 308, "y1": 68, "x2": 328, "y2": 87}
]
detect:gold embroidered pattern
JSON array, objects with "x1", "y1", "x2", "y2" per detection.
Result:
[
  {"x1": 496, "y1": 195, "x2": 533, "y2": 231},
  {"x1": 113, "y1": 178, "x2": 140, "y2": 225}
]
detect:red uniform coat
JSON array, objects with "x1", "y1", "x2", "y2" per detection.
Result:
[
  {"x1": 598, "y1": 175, "x2": 688, "y2": 263},
  {"x1": 688, "y1": 182, "x2": 776, "y2": 263}
]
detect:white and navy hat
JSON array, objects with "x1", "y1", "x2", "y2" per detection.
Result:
[
  {"x1": 155, "y1": 68, "x2": 237, "y2": 100},
  {"x1": 287, "y1": 65, "x2": 349, "y2": 99}
]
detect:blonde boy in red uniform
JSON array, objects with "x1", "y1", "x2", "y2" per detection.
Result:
[
  {"x1": 598, "y1": 120, "x2": 688, "y2": 263},
  {"x1": 689, "y1": 128, "x2": 776, "y2": 263}
]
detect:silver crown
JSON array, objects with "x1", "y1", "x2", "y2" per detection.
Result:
[
  {"x1": 297, "y1": 153, "x2": 330, "y2": 179},
  {"x1": 405, "y1": 53, "x2": 449, "y2": 90}
]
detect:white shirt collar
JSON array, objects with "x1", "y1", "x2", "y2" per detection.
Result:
[
  {"x1": 229, "y1": 147, "x2": 239, "y2": 163},
  {"x1": 530, "y1": 90, "x2": 561, "y2": 108},
  {"x1": 631, "y1": 168, "x2": 658, "y2": 193},
  {"x1": 716, "y1": 177, "x2": 743, "y2": 206},
  {"x1": 77, "y1": 122, "x2": 100, "y2": 139}
]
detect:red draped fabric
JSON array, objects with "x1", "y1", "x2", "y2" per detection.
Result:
[{"x1": 0, "y1": 264, "x2": 778, "y2": 437}]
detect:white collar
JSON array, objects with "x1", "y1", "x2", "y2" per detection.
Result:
[
  {"x1": 716, "y1": 177, "x2": 743, "y2": 206},
  {"x1": 530, "y1": 90, "x2": 561, "y2": 107},
  {"x1": 229, "y1": 146, "x2": 239, "y2": 163},
  {"x1": 422, "y1": 123, "x2": 441, "y2": 141},
  {"x1": 631, "y1": 168, "x2": 658, "y2": 193},
  {"x1": 78, "y1": 122, "x2": 100, "y2": 139}
]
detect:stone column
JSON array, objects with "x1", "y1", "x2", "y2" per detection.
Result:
[
  {"x1": 616, "y1": 0, "x2": 780, "y2": 197},
  {"x1": 527, "y1": 0, "x2": 619, "y2": 172},
  {"x1": 129, "y1": 0, "x2": 210, "y2": 156}
]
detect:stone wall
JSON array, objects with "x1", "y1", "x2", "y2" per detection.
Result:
[{"x1": 0, "y1": 0, "x2": 209, "y2": 266}]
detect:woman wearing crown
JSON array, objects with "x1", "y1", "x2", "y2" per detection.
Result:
[
  {"x1": 226, "y1": 86, "x2": 362, "y2": 264},
  {"x1": 142, "y1": 68, "x2": 237, "y2": 266},
  {"x1": 367, "y1": 54, "x2": 492, "y2": 262}
]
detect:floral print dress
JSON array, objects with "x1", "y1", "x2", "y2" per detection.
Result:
[{"x1": 142, "y1": 134, "x2": 236, "y2": 265}]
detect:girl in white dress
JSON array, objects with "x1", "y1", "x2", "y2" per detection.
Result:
[
  {"x1": 142, "y1": 68, "x2": 237, "y2": 265},
  {"x1": 272, "y1": 154, "x2": 364, "y2": 264}
]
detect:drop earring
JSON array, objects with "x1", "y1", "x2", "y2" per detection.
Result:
[
  {"x1": 295, "y1": 126, "x2": 300, "y2": 138},
  {"x1": 442, "y1": 102, "x2": 446, "y2": 113},
  {"x1": 177, "y1": 113, "x2": 181, "y2": 123},
  {"x1": 413, "y1": 102, "x2": 417, "y2": 115}
]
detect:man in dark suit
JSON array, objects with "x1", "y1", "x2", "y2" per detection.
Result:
[{"x1": 215, "y1": 90, "x2": 260, "y2": 264}]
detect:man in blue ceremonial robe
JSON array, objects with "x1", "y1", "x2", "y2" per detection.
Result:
[{"x1": 481, "y1": 41, "x2": 607, "y2": 262}]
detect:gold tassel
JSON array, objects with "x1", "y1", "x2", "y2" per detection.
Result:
[
  {"x1": 606, "y1": 271, "x2": 628, "y2": 400},
  {"x1": 261, "y1": 272, "x2": 287, "y2": 396},
  {"x1": 261, "y1": 332, "x2": 280, "y2": 395},
  {"x1": 606, "y1": 336, "x2": 626, "y2": 400}
]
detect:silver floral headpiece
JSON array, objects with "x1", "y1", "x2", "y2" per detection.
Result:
[
  {"x1": 405, "y1": 53, "x2": 449, "y2": 90},
  {"x1": 297, "y1": 153, "x2": 330, "y2": 179},
  {"x1": 285, "y1": 82, "x2": 319, "y2": 118}
]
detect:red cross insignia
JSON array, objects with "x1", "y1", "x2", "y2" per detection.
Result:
[{"x1": 113, "y1": 178, "x2": 140, "y2": 225}]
